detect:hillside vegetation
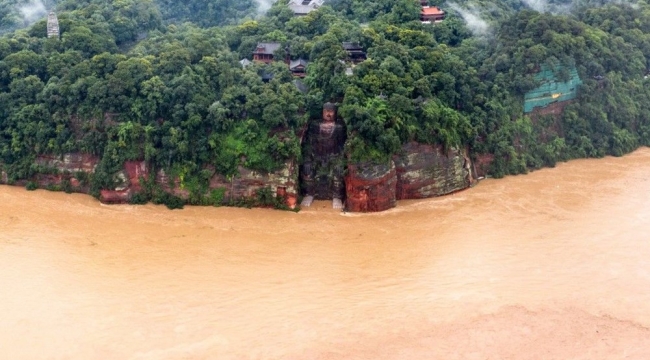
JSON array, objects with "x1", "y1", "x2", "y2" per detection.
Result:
[{"x1": 1, "y1": 0, "x2": 650, "y2": 202}]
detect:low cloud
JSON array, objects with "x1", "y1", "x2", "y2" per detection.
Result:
[
  {"x1": 448, "y1": 3, "x2": 490, "y2": 37},
  {"x1": 521, "y1": 0, "x2": 638, "y2": 14},
  {"x1": 522, "y1": 0, "x2": 547, "y2": 12},
  {"x1": 255, "y1": 0, "x2": 275, "y2": 14},
  {"x1": 18, "y1": 0, "x2": 47, "y2": 25}
]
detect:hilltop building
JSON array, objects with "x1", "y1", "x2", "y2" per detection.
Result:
[
  {"x1": 261, "y1": 71, "x2": 274, "y2": 83},
  {"x1": 289, "y1": 59, "x2": 308, "y2": 77},
  {"x1": 253, "y1": 42, "x2": 282, "y2": 64},
  {"x1": 47, "y1": 11, "x2": 59, "y2": 39},
  {"x1": 288, "y1": 0, "x2": 324, "y2": 16},
  {"x1": 342, "y1": 42, "x2": 366, "y2": 63},
  {"x1": 420, "y1": 6, "x2": 445, "y2": 24}
]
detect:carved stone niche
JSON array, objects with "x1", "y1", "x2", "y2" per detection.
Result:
[{"x1": 300, "y1": 102, "x2": 347, "y2": 207}]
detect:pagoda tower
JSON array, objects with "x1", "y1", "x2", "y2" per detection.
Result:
[{"x1": 47, "y1": 11, "x2": 59, "y2": 39}]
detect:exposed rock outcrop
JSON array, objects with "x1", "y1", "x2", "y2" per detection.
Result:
[
  {"x1": 345, "y1": 161, "x2": 397, "y2": 212},
  {"x1": 99, "y1": 189, "x2": 131, "y2": 204},
  {"x1": 209, "y1": 160, "x2": 299, "y2": 208},
  {"x1": 32, "y1": 153, "x2": 99, "y2": 191},
  {"x1": 529, "y1": 99, "x2": 571, "y2": 119},
  {"x1": 35, "y1": 153, "x2": 99, "y2": 173},
  {"x1": 473, "y1": 153, "x2": 494, "y2": 178},
  {"x1": 124, "y1": 161, "x2": 148, "y2": 192},
  {"x1": 14, "y1": 152, "x2": 297, "y2": 208},
  {"x1": 393, "y1": 142, "x2": 473, "y2": 200},
  {"x1": 154, "y1": 169, "x2": 190, "y2": 200},
  {"x1": 2, "y1": 130, "x2": 484, "y2": 212},
  {"x1": 99, "y1": 160, "x2": 148, "y2": 203}
]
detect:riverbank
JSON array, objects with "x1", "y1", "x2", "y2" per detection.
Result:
[{"x1": 2, "y1": 149, "x2": 650, "y2": 359}]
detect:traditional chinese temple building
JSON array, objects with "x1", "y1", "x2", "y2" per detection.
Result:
[
  {"x1": 420, "y1": 6, "x2": 445, "y2": 24},
  {"x1": 289, "y1": 59, "x2": 308, "y2": 77},
  {"x1": 287, "y1": 0, "x2": 324, "y2": 16},
  {"x1": 342, "y1": 42, "x2": 366, "y2": 63},
  {"x1": 253, "y1": 42, "x2": 282, "y2": 64}
]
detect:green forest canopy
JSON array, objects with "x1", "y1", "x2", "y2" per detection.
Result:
[{"x1": 1, "y1": 0, "x2": 650, "y2": 199}]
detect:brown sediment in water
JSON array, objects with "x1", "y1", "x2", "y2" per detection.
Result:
[{"x1": 2, "y1": 149, "x2": 650, "y2": 359}]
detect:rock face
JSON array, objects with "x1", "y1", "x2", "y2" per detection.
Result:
[
  {"x1": 345, "y1": 161, "x2": 397, "y2": 212},
  {"x1": 124, "y1": 161, "x2": 148, "y2": 192},
  {"x1": 32, "y1": 153, "x2": 99, "y2": 191},
  {"x1": 35, "y1": 153, "x2": 99, "y2": 173},
  {"x1": 473, "y1": 153, "x2": 494, "y2": 178},
  {"x1": 529, "y1": 99, "x2": 571, "y2": 119},
  {"x1": 393, "y1": 142, "x2": 473, "y2": 200},
  {"x1": 8, "y1": 151, "x2": 297, "y2": 208},
  {"x1": 0, "y1": 106, "x2": 488, "y2": 212},
  {"x1": 99, "y1": 160, "x2": 148, "y2": 203},
  {"x1": 99, "y1": 189, "x2": 131, "y2": 204},
  {"x1": 96, "y1": 159, "x2": 297, "y2": 207},
  {"x1": 528, "y1": 100, "x2": 569, "y2": 144},
  {"x1": 1, "y1": 153, "x2": 98, "y2": 188},
  {"x1": 155, "y1": 169, "x2": 190, "y2": 200},
  {"x1": 209, "y1": 160, "x2": 299, "y2": 208}
]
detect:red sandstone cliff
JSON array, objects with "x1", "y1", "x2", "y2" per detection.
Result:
[
  {"x1": 99, "y1": 160, "x2": 299, "y2": 207},
  {"x1": 99, "y1": 160, "x2": 149, "y2": 203},
  {"x1": 209, "y1": 159, "x2": 299, "y2": 208},
  {"x1": 1, "y1": 143, "x2": 476, "y2": 213},
  {"x1": 345, "y1": 161, "x2": 397, "y2": 212},
  {"x1": 473, "y1": 153, "x2": 494, "y2": 178},
  {"x1": 393, "y1": 142, "x2": 474, "y2": 200},
  {"x1": 35, "y1": 153, "x2": 99, "y2": 173},
  {"x1": 529, "y1": 100, "x2": 570, "y2": 120},
  {"x1": 154, "y1": 169, "x2": 190, "y2": 200},
  {"x1": 29, "y1": 153, "x2": 99, "y2": 191}
]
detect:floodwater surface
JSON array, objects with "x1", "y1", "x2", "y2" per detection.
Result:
[{"x1": 2, "y1": 149, "x2": 650, "y2": 359}]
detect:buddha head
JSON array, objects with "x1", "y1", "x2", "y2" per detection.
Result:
[{"x1": 322, "y1": 102, "x2": 336, "y2": 123}]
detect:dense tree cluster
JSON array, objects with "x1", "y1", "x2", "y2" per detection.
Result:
[
  {"x1": 154, "y1": 0, "x2": 256, "y2": 27},
  {"x1": 1, "y1": 0, "x2": 650, "y2": 202}
]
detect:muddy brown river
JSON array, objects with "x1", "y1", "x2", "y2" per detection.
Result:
[{"x1": 2, "y1": 149, "x2": 650, "y2": 359}]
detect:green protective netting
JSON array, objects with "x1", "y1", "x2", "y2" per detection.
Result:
[{"x1": 524, "y1": 66, "x2": 582, "y2": 113}]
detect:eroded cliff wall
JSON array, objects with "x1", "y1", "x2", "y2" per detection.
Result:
[
  {"x1": 1, "y1": 154, "x2": 298, "y2": 208},
  {"x1": 473, "y1": 153, "x2": 494, "y2": 178},
  {"x1": 209, "y1": 160, "x2": 299, "y2": 208},
  {"x1": 393, "y1": 143, "x2": 473, "y2": 200},
  {"x1": 99, "y1": 160, "x2": 148, "y2": 204},
  {"x1": 26, "y1": 153, "x2": 98, "y2": 191},
  {"x1": 345, "y1": 161, "x2": 397, "y2": 212}
]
